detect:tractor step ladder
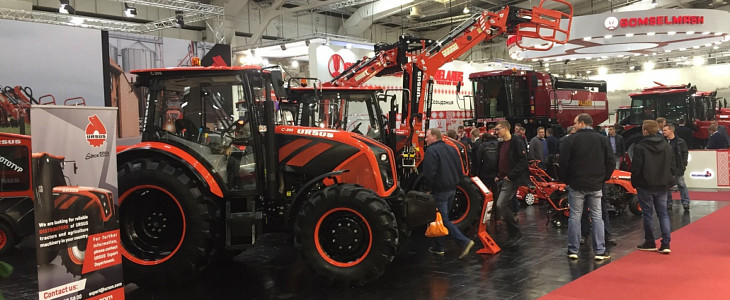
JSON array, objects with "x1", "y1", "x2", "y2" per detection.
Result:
[{"x1": 476, "y1": 192, "x2": 501, "y2": 254}]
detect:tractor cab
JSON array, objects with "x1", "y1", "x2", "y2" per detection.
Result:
[
  {"x1": 132, "y1": 66, "x2": 281, "y2": 195},
  {"x1": 284, "y1": 86, "x2": 387, "y2": 141}
]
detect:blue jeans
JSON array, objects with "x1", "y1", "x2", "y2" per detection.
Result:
[
  {"x1": 581, "y1": 184, "x2": 611, "y2": 238},
  {"x1": 432, "y1": 190, "x2": 471, "y2": 251},
  {"x1": 638, "y1": 187, "x2": 671, "y2": 247},
  {"x1": 667, "y1": 175, "x2": 690, "y2": 206},
  {"x1": 567, "y1": 188, "x2": 605, "y2": 254},
  {"x1": 496, "y1": 180, "x2": 520, "y2": 237}
]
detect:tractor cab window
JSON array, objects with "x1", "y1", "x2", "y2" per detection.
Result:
[
  {"x1": 472, "y1": 76, "x2": 528, "y2": 119},
  {"x1": 0, "y1": 145, "x2": 30, "y2": 192},
  {"x1": 146, "y1": 74, "x2": 259, "y2": 193}
]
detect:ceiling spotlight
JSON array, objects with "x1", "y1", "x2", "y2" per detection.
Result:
[
  {"x1": 59, "y1": 0, "x2": 75, "y2": 14},
  {"x1": 305, "y1": 40, "x2": 310, "y2": 46},
  {"x1": 647, "y1": 32, "x2": 656, "y2": 36},
  {"x1": 291, "y1": 60, "x2": 299, "y2": 69},
  {"x1": 668, "y1": 31, "x2": 676, "y2": 35},
  {"x1": 408, "y1": 6, "x2": 424, "y2": 20},
  {"x1": 463, "y1": 6, "x2": 470, "y2": 14},
  {"x1": 324, "y1": 38, "x2": 331, "y2": 46},
  {"x1": 124, "y1": 3, "x2": 137, "y2": 17},
  {"x1": 651, "y1": 0, "x2": 658, "y2": 8},
  {"x1": 280, "y1": 44, "x2": 287, "y2": 51},
  {"x1": 625, "y1": 33, "x2": 635, "y2": 37},
  {"x1": 174, "y1": 10, "x2": 184, "y2": 28}
]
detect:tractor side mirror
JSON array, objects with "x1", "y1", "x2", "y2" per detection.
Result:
[{"x1": 269, "y1": 70, "x2": 286, "y2": 98}]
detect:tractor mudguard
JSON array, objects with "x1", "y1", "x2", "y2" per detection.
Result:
[
  {"x1": 117, "y1": 142, "x2": 224, "y2": 198},
  {"x1": 606, "y1": 169, "x2": 637, "y2": 194}
]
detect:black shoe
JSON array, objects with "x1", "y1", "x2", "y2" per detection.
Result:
[
  {"x1": 504, "y1": 232, "x2": 523, "y2": 248},
  {"x1": 658, "y1": 245, "x2": 671, "y2": 254},
  {"x1": 637, "y1": 241, "x2": 657, "y2": 251},
  {"x1": 683, "y1": 204, "x2": 690, "y2": 210},
  {"x1": 606, "y1": 238, "x2": 617, "y2": 247},
  {"x1": 594, "y1": 252, "x2": 611, "y2": 261}
]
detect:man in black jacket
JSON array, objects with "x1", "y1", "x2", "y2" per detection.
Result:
[
  {"x1": 560, "y1": 113, "x2": 615, "y2": 261},
  {"x1": 633, "y1": 120, "x2": 676, "y2": 254},
  {"x1": 607, "y1": 125, "x2": 625, "y2": 169},
  {"x1": 675, "y1": 119, "x2": 695, "y2": 149},
  {"x1": 423, "y1": 128, "x2": 475, "y2": 259},
  {"x1": 474, "y1": 132, "x2": 499, "y2": 194},
  {"x1": 490, "y1": 120, "x2": 529, "y2": 248},
  {"x1": 663, "y1": 123, "x2": 690, "y2": 210}
]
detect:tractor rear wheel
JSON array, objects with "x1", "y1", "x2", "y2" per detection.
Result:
[
  {"x1": 0, "y1": 222, "x2": 16, "y2": 255},
  {"x1": 451, "y1": 177, "x2": 482, "y2": 233},
  {"x1": 294, "y1": 184, "x2": 398, "y2": 286},
  {"x1": 118, "y1": 158, "x2": 221, "y2": 288}
]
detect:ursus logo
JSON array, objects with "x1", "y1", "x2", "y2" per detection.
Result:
[
  {"x1": 328, "y1": 54, "x2": 346, "y2": 77},
  {"x1": 85, "y1": 115, "x2": 107, "y2": 148},
  {"x1": 604, "y1": 17, "x2": 619, "y2": 30}
]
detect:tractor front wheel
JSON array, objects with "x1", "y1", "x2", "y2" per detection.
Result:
[
  {"x1": 628, "y1": 194, "x2": 642, "y2": 216},
  {"x1": 294, "y1": 184, "x2": 398, "y2": 286},
  {"x1": 0, "y1": 222, "x2": 16, "y2": 255},
  {"x1": 451, "y1": 177, "x2": 483, "y2": 233}
]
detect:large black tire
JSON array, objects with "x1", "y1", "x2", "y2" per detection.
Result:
[
  {"x1": 0, "y1": 222, "x2": 16, "y2": 255},
  {"x1": 451, "y1": 177, "x2": 483, "y2": 234},
  {"x1": 293, "y1": 184, "x2": 398, "y2": 286},
  {"x1": 603, "y1": 184, "x2": 627, "y2": 213},
  {"x1": 628, "y1": 194, "x2": 642, "y2": 216},
  {"x1": 118, "y1": 158, "x2": 221, "y2": 288}
]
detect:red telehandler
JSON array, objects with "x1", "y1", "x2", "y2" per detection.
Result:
[{"x1": 292, "y1": 0, "x2": 573, "y2": 233}]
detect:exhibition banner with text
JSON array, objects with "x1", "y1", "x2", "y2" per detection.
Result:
[{"x1": 30, "y1": 106, "x2": 123, "y2": 300}]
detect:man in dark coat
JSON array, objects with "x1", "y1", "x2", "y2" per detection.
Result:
[
  {"x1": 675, "y1": 119, "x2": 695, "y2": 149},
  {"x1": 607, "y1": 124, "x2": 625, "y2": 169},
  {"x1": 423, "y1": 128, "x2": 475, "y2": 259},
  {"x1": 707, "y1": 124, "x2": 729, "y2": 149},
  {"x1": 663, "y1": 123, "x2": 690, "y2": 210},
  {"x1": 633, "y1": 120, "x2": 676, "y2": 254},
  {"x1": 474, "y1": 132, "x2": 499, "y2": 194},
  {"x1": 560, "y1": 113, "x2": 615, "y2": 261},
  {"x1": 490, "y1": 120, "x2": 529, "y2": 248}
]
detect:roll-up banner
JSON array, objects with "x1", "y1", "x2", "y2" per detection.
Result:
[{"x1": 30, "y1": 106, "x2": 123, "y2": 300}]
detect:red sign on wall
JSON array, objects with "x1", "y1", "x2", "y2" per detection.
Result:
[{"x1": 328, "y1": 54, "x2": 355, "y2": 77}]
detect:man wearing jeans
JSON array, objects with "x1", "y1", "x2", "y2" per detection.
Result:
[
  {"x1": 663, "y1": 123, "x2": 690, "y2": 210},
  {"x1": 491, "y1": 120, "x2": 529, "y2": 248},
  {"x1": 559, "y1": 113, "x2": 615, "y2": 261},
  {"x1": 423, "y1": 128, "x2": 475, "y2": 259},
  {"x1": 632, "y1": 120, "x2": 676, "y2": 254}
]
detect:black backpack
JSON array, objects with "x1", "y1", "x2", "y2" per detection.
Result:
[{"x1": 477, "y1": 139, "x2": 499, "y2": 179}]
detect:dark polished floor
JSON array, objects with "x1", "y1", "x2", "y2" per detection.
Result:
[{"x1": 2, "y1": 199, "x2": 726, "y2": 300}]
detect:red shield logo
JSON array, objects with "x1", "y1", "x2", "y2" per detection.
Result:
[
  {"x1": 328, "y1": 54, "x2": 346, "y2": 77},
  {"x1": 85, "y1": 114, "x2": 107, "y2": 148}
]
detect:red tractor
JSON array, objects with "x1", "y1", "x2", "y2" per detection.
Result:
[
  {"x1": 281, "y1": 85, "x2": 485, "y2": 232},
  {"x1": 619, "y1": 82, "x2": 728, "y2": 149},
  {"x1": 116, "y1": 66, "x2": 439, "y2": 287},
  {"x1": 467, "y1": 70, "x2": 608, "y2": 136}
]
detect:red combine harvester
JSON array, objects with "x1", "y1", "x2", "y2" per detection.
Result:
[
  {"x1": 468, "y1": 70, "x2": 608, "y2": 135},
  {"x1": 619, "y1": 82, "x2": 729, "y2": 149}
]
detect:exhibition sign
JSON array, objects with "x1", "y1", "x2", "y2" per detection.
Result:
[
  {"x1": 30, "y1": 106, "x2": 123, "y2": 300},
  {"x1": 684, "y1": 150, "x2": 730, "y2": 189}
]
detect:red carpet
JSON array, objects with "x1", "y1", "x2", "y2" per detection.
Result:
[
  {"x1": 542, "y1": 205, "x2": 730, "y2": 300},
  {"x1": 672, "y1": 190, "x2": 730, "y2": 201}
]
